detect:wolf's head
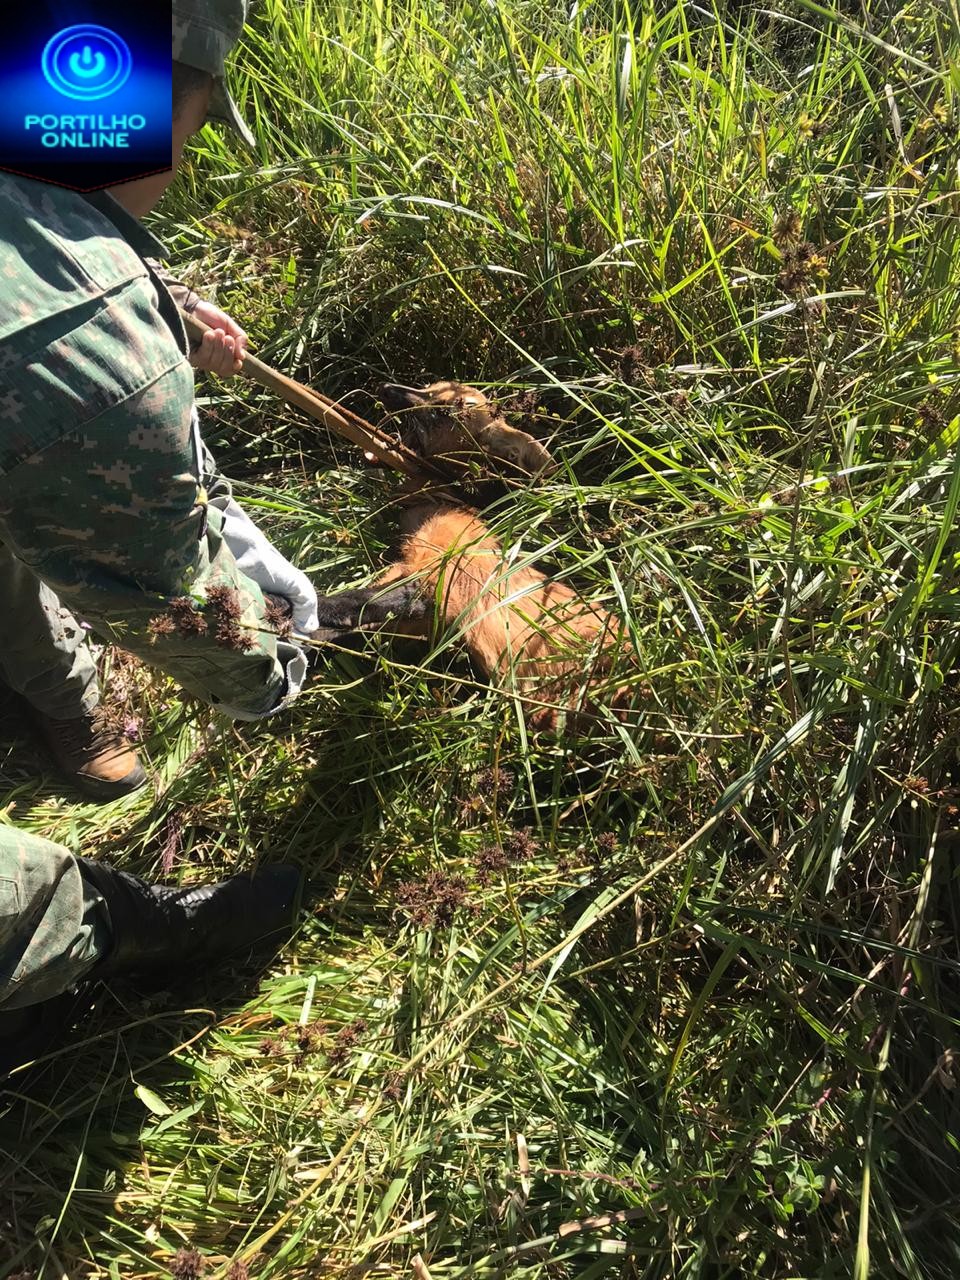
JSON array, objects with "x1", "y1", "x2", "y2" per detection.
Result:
[{"x1": 380, "y1": 380, "x2": 554, "y2": 481}]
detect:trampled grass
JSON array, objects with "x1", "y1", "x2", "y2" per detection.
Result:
[{"x1": 3, "y1": 0, "x2": 960, "y2": 1275}]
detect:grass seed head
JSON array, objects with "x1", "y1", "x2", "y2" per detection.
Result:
[
  {"x1": 504, "y1": 829, "x2": 538, "y2": 863},
  {"x1": 382, "y1": 1070, "x2": 406, "y2": 1101},
  {"x1": 772, "y1": 207, "x2": 803, "y2": 250},
  {"x1": 264, "y1": 595, "x2": 294, "y2": 637},
  {"x1": 777, "y1": 241, "x2": 829, "y2": 294},
  {"x1": 146, "y1": 613, "x2": 177, "y2": 640},
  {"x1": 475, "y1": 765, "x2": 515, "y2": 798},
  {"x1": 474, "y1": 843, "x2": 508, "y2": 884},
  {"x1": 918, "y1": 399, "x2": 947, "y2": 434},
  {"x1": 205, "y1": 586, "x2": 255, "y2": 650},
  {"x1": 169, "y1": 597, "x2": 209, "y2": 636},
  {"x1": 500, "y1": 388, "x2": 544, "y2": 433},
  {"x1": 617, "y1": 344, "x2": 649, "y2": 385},
  {"x1": 397, "y1": 871, "x2": 470, "y2": 928},
  {"x1": 170, "y1": 1249, "x2": 205, "y2": 1280},
  {"x1": 205, "y1": 584, "x2": 244, "y2": 620},
  {"x1": 213, "y1": 616, "x2": 255, "y2": 651},
  {"x1": 329, "y1": 1017, "x2": 369, "y2": 1066},
  {"x1": 295, "y1": 1021, "x2": 322, "y2": 1060},
  {"x1": 596, "y1": 832, "x2": 618, "y2": 858}
]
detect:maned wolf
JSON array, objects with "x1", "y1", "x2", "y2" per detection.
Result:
[{"x1": 313, "y1": 382, "x2": 637, "y2": 733}]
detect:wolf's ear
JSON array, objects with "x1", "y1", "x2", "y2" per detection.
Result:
[
  {"x1": 479, "y1": 422, "x2": 556, "y2": 477},
  {"x1": 380, "y1": 383, "x2": 429, "y2": 412}
]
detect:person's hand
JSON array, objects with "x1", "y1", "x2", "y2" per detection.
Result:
[{"x1": 188, "y1": 300, "x2": 248, "y2": 377}]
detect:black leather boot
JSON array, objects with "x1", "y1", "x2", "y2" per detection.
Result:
[
  {"x1": 79, "y1": 860, "x2": 302, "y2": 979},
  {"x1": 0, "y1": 865, "x2": 301, "y2": 1078}
]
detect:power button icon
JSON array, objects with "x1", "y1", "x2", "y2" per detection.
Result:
[{"x1": 41, "y1": 25, "x2": 133, "y2": 101}]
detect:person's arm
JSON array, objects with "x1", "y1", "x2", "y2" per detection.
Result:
[{"x1": 148, "y1": 259, "x2": 248, "y2": 379}]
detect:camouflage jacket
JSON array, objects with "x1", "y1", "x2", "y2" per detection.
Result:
[{"x1": 0, "y1": 173, "x2": 309, "y2": 719}]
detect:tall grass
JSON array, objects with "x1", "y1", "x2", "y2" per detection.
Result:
[{"x1": 3, "y1": 1, "x2": 960, "y2": 1276}]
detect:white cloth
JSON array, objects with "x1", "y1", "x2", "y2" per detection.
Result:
[
  {"x1": 189, "y1": 407, "x2": 319, "y2": 635},
  {"x1": 212, "y1": 495, "x2": 320, "y2": 635}
]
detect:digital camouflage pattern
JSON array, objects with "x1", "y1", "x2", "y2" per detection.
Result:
[
  {"x1": 0, "y1": 829, "x2": 110, "y2": 1011},
  {"x1": 0, "y1": 542, "x2": 98, "y2": 719},
  {"x1": 172, "y1": 0, "x2": 256, "y2": 144},
  {"x1": 0, "y1": 172, "x2": 305, "y2": 720},
  {"x1": 173, "y1": 0, "x2": 248, "y2": 77},
  {"x1": 0, "y1": 0, "x2": 278, "y2": 1015}
]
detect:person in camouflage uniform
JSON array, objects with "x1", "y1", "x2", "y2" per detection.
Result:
[
  {"x1": 1, "y1": 32, "x2": 317, "y2": 797},
  {"x1": 0, "y1": 1, "x2": 319, "y2": 1060}
]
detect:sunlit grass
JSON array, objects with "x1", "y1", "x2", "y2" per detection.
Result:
[{"x1": 3, "y1": 1, "x2": 960, "y2": 1277}]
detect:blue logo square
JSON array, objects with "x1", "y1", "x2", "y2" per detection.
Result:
[{"x1": 0, "y1": 2, "x2": 172, "y2": 191}]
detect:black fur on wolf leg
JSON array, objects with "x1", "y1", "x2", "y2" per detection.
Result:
[{"x1": 309, "y1": 583, "x2": 429, "y2": 641}]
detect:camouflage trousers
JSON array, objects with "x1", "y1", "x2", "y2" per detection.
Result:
[
  {"x1": 0, "y1": 542, "x2": 99, "y2": 719},
  {"x1": 0, "y1": 827, "x2": 109, "y2": 1012},
  {"x1": 0, "y1": 406, "x2": 310, "y2": 723}
]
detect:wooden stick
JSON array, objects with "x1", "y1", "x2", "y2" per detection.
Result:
[
  {"x1": 557, "y1": 1206, "x2": 648, "y2": 1238},
  {"x1": 181, "y1": 310, "x2": 441, "y2": 482}
]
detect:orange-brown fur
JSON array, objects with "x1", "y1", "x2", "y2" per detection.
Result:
[
  {"x1": 381, "y1": 379, "x2": 554, "y2": 484},
  {"x1": 374, "y1": 382, "x2": 637, "y2": 732}
]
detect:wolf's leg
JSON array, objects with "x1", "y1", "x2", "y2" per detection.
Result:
[{"x1": 311, "y1": 582, "x2": 430, "y2": 638}]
